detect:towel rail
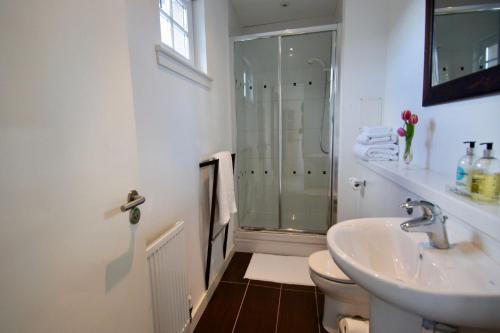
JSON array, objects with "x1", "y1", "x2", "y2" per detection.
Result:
[{"x1": 199, "y1": 153, "x2": 235, "y2": 290}]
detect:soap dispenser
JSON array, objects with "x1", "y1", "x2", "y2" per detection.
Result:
[
  {"x1": 456, "y1": 141, "x2": 476, "y2": 193},
  {"x1": 470, "y1": 142, "x2": 500, "y2": 203}
]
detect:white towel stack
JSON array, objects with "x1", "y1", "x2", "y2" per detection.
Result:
[{"x1": 354, "y1": 126, "x2": 399, "y2": 161}]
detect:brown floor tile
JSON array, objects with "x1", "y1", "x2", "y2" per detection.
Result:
[
  {"x1": 277, "y1": 289, "x2": 319, "y2": 333},
  {"x1": 233, "y1": 285, "x2": 280, "y2": 333},
  {"x1": 316, "y1": 292, "x2": 328, "y2": 333},
  {"x1": 221, "y1": 252, "x2": 253, "y2": 283},
  {"x1": 194, "y1": 282, "x2": 247, "y2": 333},
  {"x1": 283, "y1": 283, "x2": 315, "y2": 293},
  {"x1": 249, "y1": 279, "x2": 281, "y2": 289},
  {"x1": 197, "y1": 252, "x2": 324, "y2": 333}
]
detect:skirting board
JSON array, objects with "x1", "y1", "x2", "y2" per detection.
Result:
[
  {"x1": 190, "y1": 246, "x2": 235, "y2": 331},
  {"x1": 235, "y1": 229, "x2": 326, "y2": 257}
]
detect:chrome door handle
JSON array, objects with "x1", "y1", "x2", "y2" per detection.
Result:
[
  {"x1": 121, "y1": 190, "x2": 145, "y2": 224},
  {"x1": 121, "y1": 190, "x2": 145, "y2": 212}
]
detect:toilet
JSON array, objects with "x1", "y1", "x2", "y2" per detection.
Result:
[{"x1": 308, "y1": 250, "x2": 370, "y2": 332}]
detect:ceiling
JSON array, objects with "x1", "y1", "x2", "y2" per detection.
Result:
[{"x1": 230, "y1": 0, "x2": 339, "y2": 27}]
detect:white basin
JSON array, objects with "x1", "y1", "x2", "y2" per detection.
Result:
[{"x1": 327, "y1": 218, "x2": 500, "y2": 329}]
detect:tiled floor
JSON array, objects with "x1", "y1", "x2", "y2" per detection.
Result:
[{"x1": 195, "y1": 252, "x2": 328, "y2": 333}]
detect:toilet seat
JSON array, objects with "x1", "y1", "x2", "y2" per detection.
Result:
[{"x1": 309, "y1": 250, "x2": 353, "y2": 284}]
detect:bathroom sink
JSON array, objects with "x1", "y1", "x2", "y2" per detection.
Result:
[{"x1": 327, "y1": 218, "x2": 500, "y2": 329}]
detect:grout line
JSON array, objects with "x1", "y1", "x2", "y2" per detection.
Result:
[
  {"x1": 281, "y1": 287, "x2": 316, "y2": 294},
  {"x1": 220, "y1": 280, "x2": 248, "y2": 285},
  {"x1": 274, "y1": 284, "x2": 283, "y2": 333},
  {"x1": 315, "y1": 290, "x2": 321, "y2": 333},
  {"x1": 249, "y1": 282, "x2": 282, "y2": 290},
  {"x1": 231, "y1": 279, "x2": 250, "y2": 333}
]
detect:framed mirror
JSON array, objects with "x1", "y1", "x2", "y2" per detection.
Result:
[{"x1": 423, "y1": 0, "x2": 500, "y2": 106}]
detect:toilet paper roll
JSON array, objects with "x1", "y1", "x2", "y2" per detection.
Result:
[{"x1": 339, "y1": 317, "x2": 369, "y2": 333}]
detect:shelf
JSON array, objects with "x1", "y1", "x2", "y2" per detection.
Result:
[{"x1": 358, "y1": 160, "x2": 500, "y2": 242}]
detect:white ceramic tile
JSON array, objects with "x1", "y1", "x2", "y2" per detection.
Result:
[
  {"x1": 282, "y1": 83, "x2": 306, "y2": 101},
  {"x1": 281, "y1": 68, "x2": 305, "y2": 85},
  {"x1": 303, "y1": 99, "x2": 326, "y2": 130},
  {"x1": 282, "y1": 100, "x2": 303, "y2": 130},
  {"x1": 303, "y1": 128, "x2": 323, "y2": 156},
  {"x1": 253, "y1": 80, "x2": 277, "y2": 103}
]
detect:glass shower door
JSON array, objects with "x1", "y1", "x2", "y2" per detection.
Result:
[
  {"x1": 280, "y1": 31, "x2": 334, "y2": 232},
  {"x1": 234, "y1": 37, "x2": 280, "y2": 230}
]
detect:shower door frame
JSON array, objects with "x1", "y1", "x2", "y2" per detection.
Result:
[{"x1": 232, "y1": 24, "x2": 340, "y2": 235}]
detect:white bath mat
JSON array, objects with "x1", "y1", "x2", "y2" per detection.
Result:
[{"x1": 244, "y1": 253, "x2": 314, "y2": 286}]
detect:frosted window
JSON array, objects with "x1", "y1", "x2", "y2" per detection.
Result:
[
  {"x1": 160, "y1": 14, "x2": 173, "y2": 47},
  {"x1": 173, "y1": 25, "x2": 187, "y2": 57},
  {"x1": 172, "y1": 0, "x2": 187, "y2": 30},
  {"x1": 159, "y1": 0, "x2": 191, "y2": 60},
  {"x1": 160, "y1": 0, "x2": 170, "y2": 14}
]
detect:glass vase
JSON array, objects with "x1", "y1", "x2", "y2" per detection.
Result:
[{"x1": 403, "y1": 138, "x2": 413, "y2": 165}]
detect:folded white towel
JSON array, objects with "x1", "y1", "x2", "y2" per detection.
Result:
[
  {"x1": 339, "y1": 317, "x2": 369, "y2": 333},
  {"x1": 357, "y1": 132, "x2": 398, "y2": 145},
  {"x1": 208, "y1": 151, "x2": 237, "y2": 226},
  {"x1": 355, "y1": 143, "x2": 399, "y2": 155},
  {"x1": 354, "y1": 143, "x2": 399, "y2": 161},
  {"x1": 357, "y1": 154, "x2": 398, "y2": 162},
  {"x1": 360, "y1": 126, "x2": 392, "y2": 136}
]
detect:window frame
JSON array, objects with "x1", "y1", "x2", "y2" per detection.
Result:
[{"x1": 159, "y1": 0, "x2": 195, "y2": 64}]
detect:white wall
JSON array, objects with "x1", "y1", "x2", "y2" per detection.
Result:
[
  {"x1": 383, "y1": 0, "x2": 500, "y2": 177},
  {"x1": 228, "y1": 1, "x2": 243, "y2": 36},
  {"x1": 336, "y1": 0, "x2": 392, "y2": 221},
  {"x1": 125, "y1": 0, "x2": 235, "y2": 317},
  {"x1": 337, "y1": 0, "x2": 500, "y2": 221}
]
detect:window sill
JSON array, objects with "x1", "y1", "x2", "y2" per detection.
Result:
[{"x1": 155, "y1": 44, "x2": 212, "y2": 89}]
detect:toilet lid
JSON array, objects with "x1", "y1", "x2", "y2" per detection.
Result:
[{"x1": 309, "y1": 250, "x2": 353, "y2": 284}]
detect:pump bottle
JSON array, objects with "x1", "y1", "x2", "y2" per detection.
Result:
[
  {"x1": 456, "y1": 141, "x2": 476, "y2": 193},
  {"x1": 470, "y1": 142, "x2": 500, "y2": 203}
]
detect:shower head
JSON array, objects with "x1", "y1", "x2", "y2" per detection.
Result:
[{"x1": 307, "y1": 57, "x2": 329, "y2": 71}]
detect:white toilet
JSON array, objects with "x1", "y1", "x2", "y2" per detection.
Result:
[{"x1": 308, "y1": 250, "x2": 370, "y2": 332}]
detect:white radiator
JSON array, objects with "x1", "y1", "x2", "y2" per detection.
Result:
[{"x1": 146, "y1": 221, "x2": 190, "y2": 333}]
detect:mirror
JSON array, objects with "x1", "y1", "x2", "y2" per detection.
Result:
[
  {"x1": 423, "y1": 0, "x2": 500, "y2": 106},
  {"x1": 433, "y1": 1, "x2": 499, "y2": 85}
]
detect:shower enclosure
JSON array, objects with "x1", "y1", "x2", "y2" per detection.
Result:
[{"x1": 234, "y1": 27, "x2": 337, "y2": 234}]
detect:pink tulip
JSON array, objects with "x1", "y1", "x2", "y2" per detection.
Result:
[
  {"x1": 410, "y1": 114, "x2": 419, "y2": 125},
  {"x1": 397, "y1": 127, "x2": 406, "y2": 137},
  {"x1": 401, "y1": 110, "x2": 412, "y2": 121}
]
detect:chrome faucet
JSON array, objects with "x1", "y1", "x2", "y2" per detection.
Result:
[{"x1": 400, "y1": 200, "x2": 450, "y2": 249}]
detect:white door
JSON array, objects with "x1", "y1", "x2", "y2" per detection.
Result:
[{"x1": 0, "y1": 1, "x2": 153, "y2": 332}]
